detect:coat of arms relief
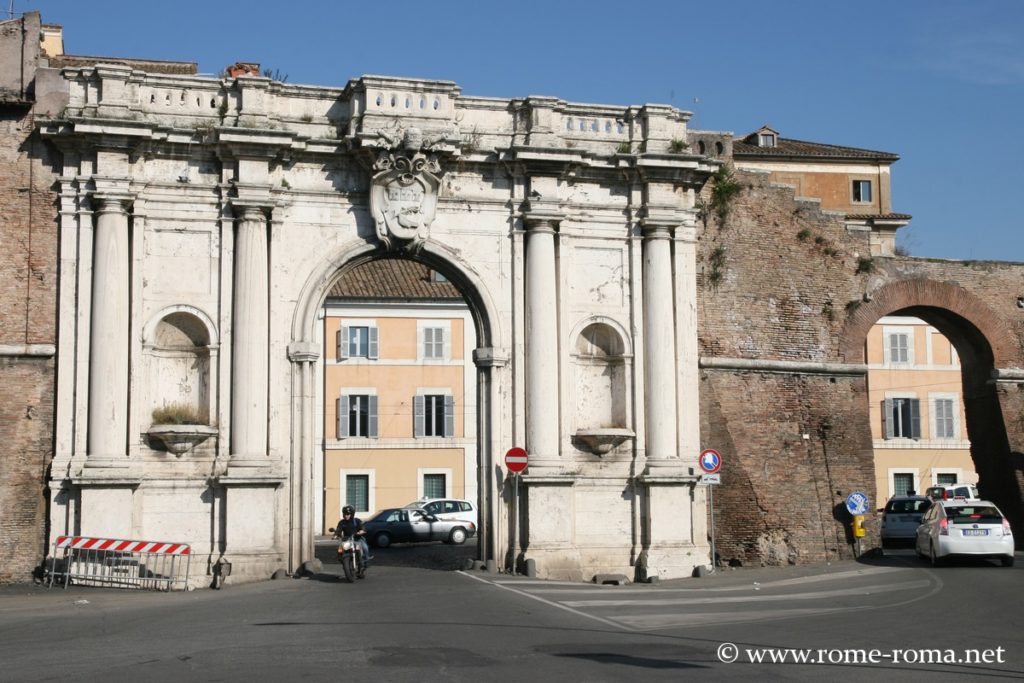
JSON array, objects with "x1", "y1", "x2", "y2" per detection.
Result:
[{"x1": 368, "y1": 124, "x2": 455, "y2": 252}]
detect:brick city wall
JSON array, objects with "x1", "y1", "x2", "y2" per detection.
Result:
[
  {"x1": 696, "y1": 170, "x2": 1024, "y2": 566},
  {"x1": 0, "y1": 107, "x2": 58, "y2": 583}
]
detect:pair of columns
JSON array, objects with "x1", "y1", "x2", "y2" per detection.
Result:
[
  {"x1": 524, "y1": 217, "x2": 683, "y2": 467},
  {"x1": 86, "y1": 195, "x2": 268, "y2": 464}
]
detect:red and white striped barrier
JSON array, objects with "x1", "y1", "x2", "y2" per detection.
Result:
[
  {"x1": 49, "y1": 535, "x2": 192, "y2": 591},
  {"x1": 55, "y1": 536, "x2": 191, "y2": 555}
]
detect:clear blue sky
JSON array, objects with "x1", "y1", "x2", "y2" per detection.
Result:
[{"x1": 19, "y1": 0, "x2": 1024, "y2": 262}]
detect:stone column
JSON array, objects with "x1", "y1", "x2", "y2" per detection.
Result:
[
  {"x1": 87, "y1": 194, "x2": 132, "y2": 463},
  {"x1": 230, "y1": 204, "x2": 269, "y2": 463},
  {"x1": 642, "y1": 223, "x2": 678, "y2": 467},
  {"x1": 524, "y1": 215, "x2": 560, "y2": 464}
]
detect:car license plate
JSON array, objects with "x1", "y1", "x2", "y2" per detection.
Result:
[{"x1": 962, "y1": 529, "x2": 988, "y2": 536}]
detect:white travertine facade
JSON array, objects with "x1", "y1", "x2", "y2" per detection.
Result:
[{"x1": 42, "y1": 67, "x2": 725, "y2": 584}]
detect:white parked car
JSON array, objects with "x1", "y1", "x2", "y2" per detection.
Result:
[
  {"x1": 402, "y1": 498, "x2": 477, "y2": 528},
  {"x1": 924, "y1": 483, "x2": 979, "y2": 502},
  {"x1": 915, "y1": 499, "x2": 1014, "y2": 567}
]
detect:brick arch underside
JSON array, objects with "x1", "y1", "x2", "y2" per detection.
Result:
[{"x1": 838, "y1": 279, "x2": 1019, "y2": 367}]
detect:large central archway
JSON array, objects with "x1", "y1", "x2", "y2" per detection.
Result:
[{"x1": 288, "y1": 240, "x2": 506, "y2": 571}]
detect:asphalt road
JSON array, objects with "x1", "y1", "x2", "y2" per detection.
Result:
[{"x1": 1, "y1": 547, "x2": 1021, "y2": 682}]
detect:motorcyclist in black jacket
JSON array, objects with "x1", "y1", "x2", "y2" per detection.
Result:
[{"x1": 335, "y1": 505, "x2": 370, "y2": 571}]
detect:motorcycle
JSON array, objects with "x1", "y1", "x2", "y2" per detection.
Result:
[{"x1": 329, "y1": 527, "x2": 366, "y2": 582}]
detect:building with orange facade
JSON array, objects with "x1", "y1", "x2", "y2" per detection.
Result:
[
  {"x1": 317, "y1": 259, "x2": 475, "y2": 532},
  {"x1": 866, "y1": 316, "x2": 975, "y2": 504}
]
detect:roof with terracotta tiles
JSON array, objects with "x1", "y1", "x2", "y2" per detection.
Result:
[
  {"x1": 327, "y1": 258, "x2": 462, "y2": 300},
  {"x1": 733, "y1": 131, "x2": 899, "y2": 162}
]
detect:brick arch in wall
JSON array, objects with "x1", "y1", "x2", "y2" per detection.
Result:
[
  {"x1": 837, "y1": 277, "x2": 1024, "y2": 546},
  {"x1": 837, "y1": 279, "x2": 1019, "y2": 367}
]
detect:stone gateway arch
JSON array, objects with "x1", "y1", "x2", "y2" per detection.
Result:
[{"x1": 44, "y1": 72, "x2": 720, "y2": 584}]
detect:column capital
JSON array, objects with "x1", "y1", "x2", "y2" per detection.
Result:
[
  {"x1": 287, "y1": 341, "x2": 321, "y2": 363},
  {"x1": 232, "y1": 202, "x2": 270, "y2": 223},
  {"x1": 473, "y1": 347, "x2": 509, "y2": 368},
  {"x1": 522, "y1": 199, "x2": 564, "y2": 233},
  {"x1": 92, "y1": 193, "x2": 134, "y2": 215}
]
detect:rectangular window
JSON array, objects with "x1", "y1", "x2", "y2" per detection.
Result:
[
  {"x1": 852, "y1": 179, "x2": 873, "y2": 203},
  {"x1": 936, "y1": 472, "x2": 958, "y2": 486},
  {"x1": 336, "y1": 394, "x2": 378, "y2": 438},
  {"x1": 345, "y1": 474, "x2": 369, "y2": 512},
  {"x1": 423, "y1": 473, "x2": 446, "y2": 499},
  {"x1": 414, "y1": 394, "x2": 455, "y2": 438},
  {"x1": 886, "y1": 331, "x2": 911, "y2": 365},
  {"x1": 337, "y1": 325, "x2": 378, "y2": 360},
  {"x1": 423, "y1": 327, "x2": 444, "y2": 359},
  {"x1": 892, "y1": 472, "x2": 914, "y2": 496},
  {"x1": 933, "y1": 398, "x2": 955, "y2": 439},
  {"x1": 759, "y1": 133, "x2": 776, "y2": 147},
  {"x1": 884, "y1": 398, "x2": 921, "y2": 439}
]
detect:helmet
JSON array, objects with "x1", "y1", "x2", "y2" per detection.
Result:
[{"x1": 342, "y1": 505, "x2": 355, "y2": 516}]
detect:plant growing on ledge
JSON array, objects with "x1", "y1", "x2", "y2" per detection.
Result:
[
  {"x1": 615, "y1": 141, "x2": 632, "y2": 154},
  {"x1": 709, "y1": 165, "x2": 741, "y2": 222},
  {"x1": 670, "y1": 138, "x2": 689, "y2": 153},
  {"x1": 152, "y1": 402, "x2": 207, "y2": 426},
  {"x1": 856, "y1": 256, "x2": 876, "y2": 274}
]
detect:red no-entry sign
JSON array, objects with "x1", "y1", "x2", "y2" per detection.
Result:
[{"x1": 505, "y1": 447, "x2": 529, "y2": 474}]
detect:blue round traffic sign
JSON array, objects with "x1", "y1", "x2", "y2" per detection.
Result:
[
  {"x1": 846, "y1": 491, "x2": 869, "y2": 516},
  {"x1": 698, "y1": 449, "x2": 722, "y2": 474}
]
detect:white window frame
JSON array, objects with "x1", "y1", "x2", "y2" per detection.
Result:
[
  {"x1": 888, "y1": 468, "x2": 919, "y2": 499},
  {"x1": 929, "y1": 393, "x2": 959, "y2": 440},
  {"x1": 758, "y1": 132, "x2": 776, "y2": 147},
  {"x1": 931, "y1": 468, "x2": 962, "y2": 487},
  {"x1": 852, "y1": 179, "x2": 873, "y2": 204},
  {"x1": 340, "y1": 468, "x2": 375, "y2": 517},
  {"x1": 882, "y1": 326, "x2": 914, "y2": 366},
  {"x1": 413, "y1": 388, "x2": 455, "y2": 438},
  {"x1": 417, "y1": 320, "x2": 452, "y2": 362},
  {"x1": 417, "y1": 467, "x2": 453, "y2": 499},
  {"x1": 337, "y1": 388, "x2": 379, "y2": 439},
  {"x1": 336, "y1": 319, "x2": 379, "y2": 361}
]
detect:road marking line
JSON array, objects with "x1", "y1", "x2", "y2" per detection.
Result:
[
  {"x1": 560, "y1": 580, "x2": 932, "y2": 607},
  {"x1": 457, "y1": 571, "x2": 637, "y2": 632},
  {"x1": 613, "y1": 607, "x2": 849, "y2": 630}
]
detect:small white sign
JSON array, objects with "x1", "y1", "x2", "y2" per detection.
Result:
[{"x1": 700, "y1": 474, "x2": 721, "y2": 485}]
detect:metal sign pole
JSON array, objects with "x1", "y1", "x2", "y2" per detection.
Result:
[
  {"x1": 709, "y1": 485, "x2": 717, "y2": 574},
  {"x1": 512, "y1": 473, "x2": 519, "y2": 574}
]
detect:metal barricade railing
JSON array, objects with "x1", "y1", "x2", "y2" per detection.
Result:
[{"x1": 47, "y1": 536, "x2": 191, "y2": 591}]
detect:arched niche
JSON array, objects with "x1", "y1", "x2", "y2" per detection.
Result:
[
  {"x1": 570, "y1": 319, "x2": 633, "y2": 454},
  {"x1": 143, "y1": 306, "x2": 218, "y2": 427}
]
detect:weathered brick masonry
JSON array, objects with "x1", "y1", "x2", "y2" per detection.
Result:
[
  {"x1": 0, "y1": 107, "x2": 58, "y2": 583},
  {"x1": 697, "y1": 171, "x2": 1024, "y2": 566}
]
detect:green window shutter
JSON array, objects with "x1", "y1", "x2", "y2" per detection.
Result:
[
  {"x1": 414, "y1": 395, "x2": 425, "y2": 438},
  {"x1": 338, "y1": 396, "x2": 349, "y2": 438},
  {"x1": 368, "y1": 326, "x2": 379, "y2": 360},
  {"x1": 444, "y1": 395, "x2": 455, "y2": 437},
  {"x1": 368, "y1": 395, "x2": 378, "y2": 438},
  {"x1": 883, "y1": 399, "x2": 894, "y2": 439},
  {"x1": 910, "y1": 399, "x2": 921, "y2": 439},
  {"x1": 339, "y1": 326, "x2": 350, "y2": 359}
]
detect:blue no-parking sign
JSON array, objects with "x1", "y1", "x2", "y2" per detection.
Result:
[{"x1": 845, "y1": 491, "x2": 869, "y2": 516}]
